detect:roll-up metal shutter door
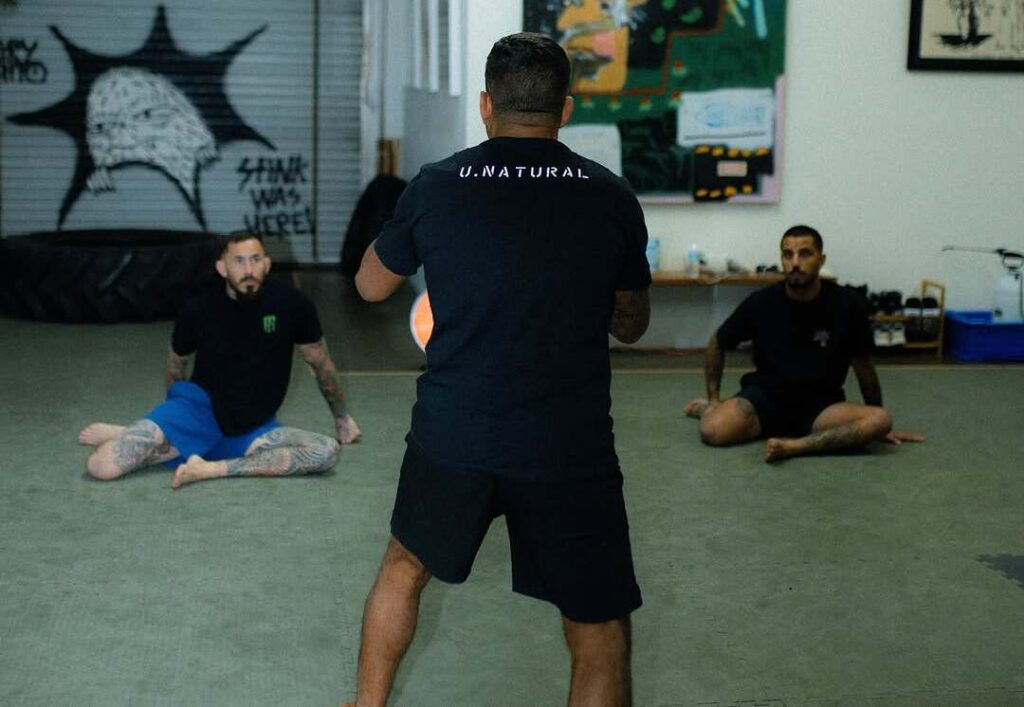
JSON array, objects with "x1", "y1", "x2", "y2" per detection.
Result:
[{"x1": 1, "y1": 0, "x2": 362, "y2": 264}]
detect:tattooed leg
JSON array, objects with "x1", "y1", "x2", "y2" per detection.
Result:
[
  {"x1": 171, "y1": 427, "x2": 339, "y2": 489},
  {"x1": 78, "y1": 423, "x2": 126, "y2": 446},
  {"x1": 764, "y1": 403, "x2": 893, "y2": 462},
  {"x1": 86, "y1": 419, "x2": 179, "y2": 480}
]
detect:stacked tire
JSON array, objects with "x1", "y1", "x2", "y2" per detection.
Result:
[{"x1": 0, "y1": 230, "x2": 220, "y2": 323}]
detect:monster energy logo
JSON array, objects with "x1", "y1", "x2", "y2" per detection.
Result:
[{"x1": 262, "y1": 315, "x2": 276, "y2": 334}]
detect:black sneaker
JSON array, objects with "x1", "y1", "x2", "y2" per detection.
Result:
[
  {"x1": 883, "y1": 290, "x2": 904, "y2": 316},
  {"x1": 921, "y1": 296, "x2": 941, "y2": 339},
  {"x1": 867, "y1": 292, "x2": 883, "y2": 316},
  {"x1": 904, "y1": 297, "x2": 923, "y2": 341}
]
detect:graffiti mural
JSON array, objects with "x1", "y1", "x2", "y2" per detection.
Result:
[
  {"x1": 237, "y1": 154, "x2": 316, "y2": 239},
  {"x1": 1, "y1": 39, "x2": 49, "y2": 84},
  {"x1": 524, "y1": 0, "x2": 786, "y2": 202},
  {"x1": 6, "y1": 5, "x2": 274, "y2": 230}
]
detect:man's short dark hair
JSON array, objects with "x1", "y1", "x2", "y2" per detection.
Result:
[
  {"x1": 781, "y1": 224, "x2": 823, "y2": 252},
  {"x1": 485, "y1": 32, "x2": 570, "y2": 127},
  {"x1": 219, "y1": 229, "x2": 264, "y2": 255}
]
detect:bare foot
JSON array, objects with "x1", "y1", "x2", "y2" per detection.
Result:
[
  {"x1": 78, "y1": 423, "x2": 125, "y2": 446},
  {"x1": 172, "y1": 455, "x2": 225, "y2": 489},
  {"x1": 763, "y1": 437, "x2": 801, "y2": 462},
  {"x1": 683, "y1": 398, "x2": 710, "y2": 418}
]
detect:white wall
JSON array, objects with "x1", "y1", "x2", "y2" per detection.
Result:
[
  {"x1": 459, "y1": 1, "x2": 1024, "y2": 310},
  {"x1": 374, "y1": 0, "x2": 415, "y2": 144},
  {"x1": 402, "y1": 86, "x2": 465, "y2": 178},
  {"x1": 360, "y1": 0, "x2": 409, "y2": 181},
  {"x1": 462, "y1": 1, "x2": 520, "y2": 149},
  {"x1": 369, "y1": 0, "x2": 465, "y2": 180}
]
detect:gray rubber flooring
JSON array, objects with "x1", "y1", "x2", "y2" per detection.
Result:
[{"x1": 1, "y1": 273, "x2": 1022, "y2": 706}]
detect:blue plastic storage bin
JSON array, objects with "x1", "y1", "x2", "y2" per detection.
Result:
[{"x1": 946, "y1": 310, "x2": 1024, "y2": 362}]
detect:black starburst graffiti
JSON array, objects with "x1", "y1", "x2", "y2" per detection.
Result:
[{"x1": 7, "y1": 5, "x2": 274, "y2": 230}]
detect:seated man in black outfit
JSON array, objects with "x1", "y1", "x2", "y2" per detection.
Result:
[
  {"x1": 684, "y1": 224, "x2": 923, "y2": 462},
  {"x1": 78, "y1": 231, "x2": 361, "y2": 488}
]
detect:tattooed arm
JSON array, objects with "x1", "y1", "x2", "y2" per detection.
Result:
[
  {"x1": 609, "y1": 289, "x2": 651, "y2": 344},
  {"x1": 299, "y1": 338, "x2": 362, "y2": 443},
  {"x1": 682, "y1": 333, "x2": 729, "y2": 419},
  {"x1": 704, "y1": 333, "x2": 726, "y2": 403},
  {"x1": 851, "y1": 357, "x2": 925, "y2": 444},
  {"x1": 166, "y1": 349, "x2": 192, "y2": 388},
  {"x1": 851, "y1": 357, "x2": 882, "y2": 407}
]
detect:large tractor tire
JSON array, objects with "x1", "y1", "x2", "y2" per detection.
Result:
[{"x1": 0, "y1": 230, "x2": 220, "y2": 323}]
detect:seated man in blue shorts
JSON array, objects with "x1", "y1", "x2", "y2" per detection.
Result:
[
  {"x1": 77, "y1": 230, "x2": 361, "y2": 488},
  {"x1": 684, "y1": 225, "x2": 923, "y2": 462}
]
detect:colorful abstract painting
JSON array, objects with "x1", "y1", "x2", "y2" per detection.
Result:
[{"x1": 525, "y1": 0, "x2": 786, "y2": 202}]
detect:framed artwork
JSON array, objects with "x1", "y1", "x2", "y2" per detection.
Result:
[
  {"x1": 908, "y1": 0, "x2": 1024, "y2": 72},
  {"x1": 523, "y1": 0, "x2": 786, "y2": 203}
]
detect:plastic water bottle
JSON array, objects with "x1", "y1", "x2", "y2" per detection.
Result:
[
  {"x1": 645, "y1": 238, "x2": 661, "y2": 271},
  {"x1": 993, "y1": 271, "x2": 1023, "y2": 323},
  {"x1": 686, "y1": 244, "x2": 703, "y2": 276}
]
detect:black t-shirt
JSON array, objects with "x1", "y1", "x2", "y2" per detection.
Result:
[
  {"x1": 172, "y1": 279, "x2": 323, "y2": 435},
  {"x1": 375, "y1": 137, "x2": 651, "y2": 480},
  {"x1": 716, "y1": 280, "x2": 873, "y2": 398}
]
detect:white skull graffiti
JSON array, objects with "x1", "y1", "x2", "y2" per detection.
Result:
[{"x1": 85, "y1": 67, "x2": 217, "y2": 198}]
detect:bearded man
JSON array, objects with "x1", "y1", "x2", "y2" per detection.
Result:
[
  {"x1": 78, "y1": 231, "x2": 361, "y2": 488},
  {"x1": 684, "y1": 224, "x2": 923, "y2": 462}
]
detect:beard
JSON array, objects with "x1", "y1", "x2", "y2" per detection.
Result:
[
  {"x1": 230, "y1": 277, "x2": 263, "y2": 300},
  {"x1": 786, "y1": 270, "x2": 816, "y2": 289}
]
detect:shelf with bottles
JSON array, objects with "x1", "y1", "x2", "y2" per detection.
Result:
[
  {"x1": 870, "y1": 280, "x2": 945, "y2": 355},
  {"x1": 651, "y1": 270, "x2": 783, "y2": 286}
]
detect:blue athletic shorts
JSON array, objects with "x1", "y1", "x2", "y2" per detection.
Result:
[{"x1": 144, "y1": 381, "x2": 281, "y2": 467}]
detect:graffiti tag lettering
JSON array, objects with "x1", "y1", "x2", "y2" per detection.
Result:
[
  {"x1": 0, "y1": 39, "x2": 48, "y2": 84},
  {"x1": 238, "y1": 154, "x2": 315, "y2": 238}
]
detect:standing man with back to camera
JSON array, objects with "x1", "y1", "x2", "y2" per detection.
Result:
[{"x1": 347, "y1": 32, "x2": 651, "y2": 707}]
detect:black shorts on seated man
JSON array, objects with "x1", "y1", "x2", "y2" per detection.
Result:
[{"x1": 684, "y1": 224, "x2": 924, "y2": 462}]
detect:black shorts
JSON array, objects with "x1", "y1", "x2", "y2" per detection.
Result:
[
  {"x1": 390, "y1": 439, "x2": 643, "y2": 624},
  {"x1": 737, "y1": 374, "x2": 845, "y2": 438}
]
